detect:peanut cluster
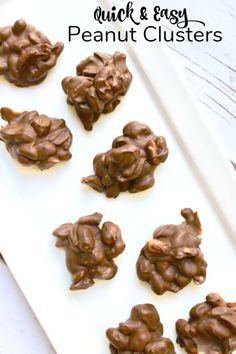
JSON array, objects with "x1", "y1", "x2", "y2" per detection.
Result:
[
  {"x1": 0, "y1": 107, "x2": 72, "y2": 170},
  {"x1": 0, "y1": 19, "x2": 63, "y2": 87},
  {"x1": 62, "y1": 51, "x2": 132, "y2": 131},
  {"x1": 53, "y1": 212, "x2": 125, "y2": 290},
  {"x1": 136, "y1": 208, "x2": 207, "y2": 295},
  {"x1": 176, "y1": 293, "x2": 236, "y2": 354},
  {"x1": 82, "y1": 121, "x2": 168, "y2": 197},
  {"x1": 106, "y1": 303, "x2": 175, "y2": 354}
]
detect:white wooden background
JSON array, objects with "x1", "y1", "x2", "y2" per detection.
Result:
[
  {"x1": 1, "y1": 0, "x2": 236, "y2": 353},
  {"x1": 165, "y1": 0, "x2": 236, "y2": 162}
]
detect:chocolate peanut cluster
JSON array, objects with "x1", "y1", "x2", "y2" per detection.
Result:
[
  {"x1": 136, "y1": 208, "x2": 207, "y2": 295},
  {"x1": 0, "y1": 107, "x2": 72, "y2": 170},
  {"x1": 53, "y1": 212, "x2": 125, "y2": 290},
  {"x1": 176, "y1": 293, "x2": 236, "y2": 354},
  {"x1": 82, "y1": 121, "x2": 168, "y2": 198},
  {"x1": 0, "y1": 19, "x2": 63, "y2": 87},
  {"x1": 106, "y1": 303, "x2": 176, "y2": 354},
  {"x1": 62, "y1": 51, "x2": 132, "y2": 131}
]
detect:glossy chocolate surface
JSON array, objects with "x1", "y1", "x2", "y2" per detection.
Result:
[
  {"x1": 176, "y1": 293, "x2": 236, "y2": 353},
  {"x1": 82, "y1": 121, "x2": 168, "y2": 197},
  {"x1": 53, "y1": 212, "x2": 125, "y2": 290},
  {"x1": 106, "y1": 303, "x2": 176, "y2": 353},
  {"x1": 62, "y1": 51, "x2": 132, "y2": 131},
  {"x1": 0, "y1": 107, "x2": 72, "y2": 170},
  {"x1": 0, "y1": 19, "x2": 63, "y2": 87},
  {"x1": 136, "y1": 208, "x2": 207, "y2": 295}
]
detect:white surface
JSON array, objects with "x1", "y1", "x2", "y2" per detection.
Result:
[
  {"x1": 0, "y1": 0, "x2": 236, "y2": 354},
  {"x1": 0, "y1": 261, "x2": 55, "y2": 354}
]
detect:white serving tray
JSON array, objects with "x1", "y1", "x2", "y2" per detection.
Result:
[{"x1": 1, "y1": 0, "x2": 236, "y2": 353}]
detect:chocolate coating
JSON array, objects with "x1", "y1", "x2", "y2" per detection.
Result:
[
  {"x1": 0, "y1": 107, "x2": 72, "y2": 170},
  {"x1": 0, "y1": 19, "x2": 63, "y2": 87},
  {"x1": 176, "y1": 293, "x2": 236, "y2": 353},
  {"x1": 62, "y1": 51, "x2": 132, "y2": 131},
  {"x1": 82, "y1": 121, "x2": 168, "y2": 198},
  {"x1": 53, "y1": 212, "x2": 125, "y2": 290},
  {"x1": 136, "y1": 208, "x2": 207, "y2": 295},
  {"x1": 106, "y1": 303, "x2": 176, "y2": 353}
]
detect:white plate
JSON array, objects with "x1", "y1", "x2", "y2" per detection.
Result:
[{"x1": 1, "y1": 1, "x2": 236, "y2": 353}]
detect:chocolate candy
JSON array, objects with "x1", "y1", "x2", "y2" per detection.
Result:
[
  {"x1": 0, "y1": 107, "x2": 72, "y2": 170},
  {"x1": 176, "y1": 293, "x2": 236, "y2": 353},
  {"x1": 82, "y1": 121, "x2": 168, "y2": 198},
  {"x1": 136, "y1": 208, "x2": 207, "y2": 295},
  {"x1": 0, "y1": 19, "x2": 63, "y2": 87},
  {"x1": 106, "y1": 303, "x2": 176, "y2": 353},
  {"x1": 53, "y1": 212, "x2": 125, "y2": 290},
  {"x1": 62, "y1": 51, "x2": 132, "y2": 131}
]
